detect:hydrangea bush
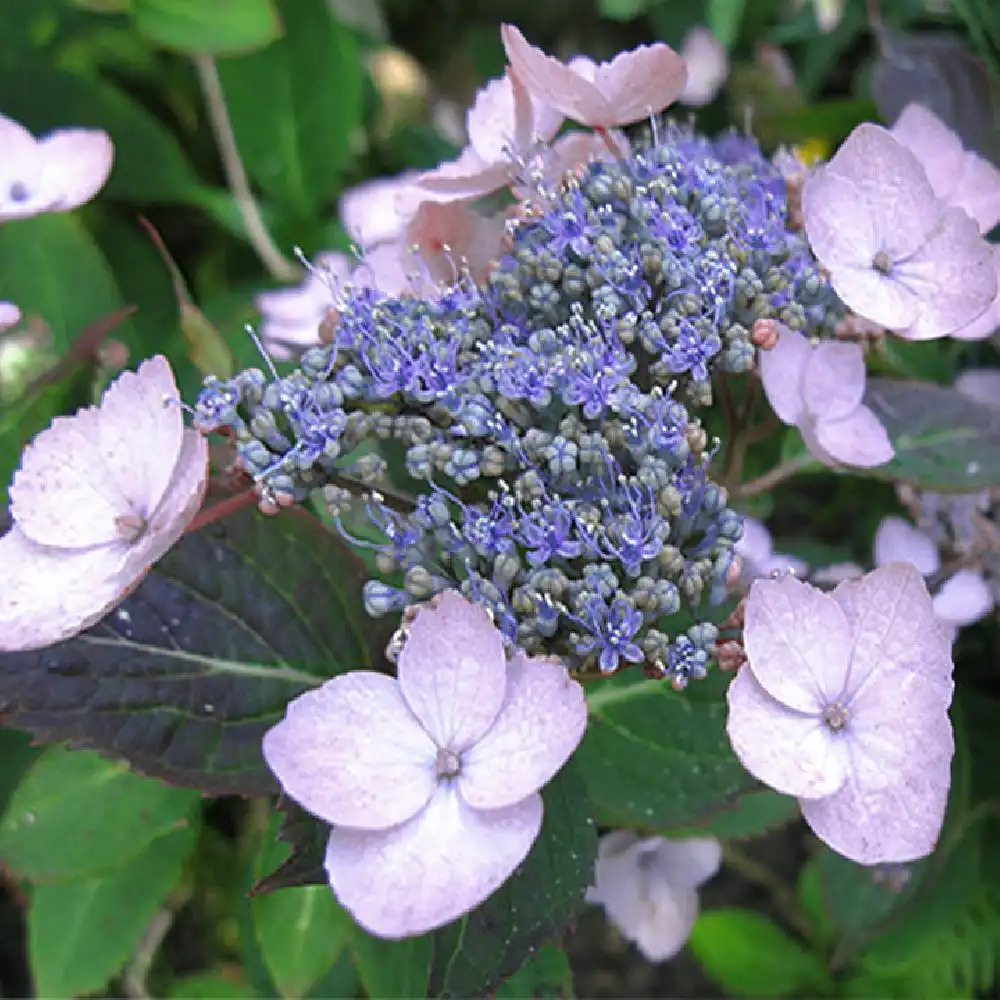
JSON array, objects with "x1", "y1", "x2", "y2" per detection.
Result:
[{"x1": 2, "y1": 2, "x2": 1000, "y2": 997}]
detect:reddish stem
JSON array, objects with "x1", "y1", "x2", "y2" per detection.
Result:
[
  {"x1": 595, "y1": 125, "x2": 625, "y2": 160},
  {"x1": 185, "y1": 488, "x2": 258, "y2": 534}
]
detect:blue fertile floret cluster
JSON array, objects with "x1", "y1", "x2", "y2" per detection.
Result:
[{"x1": 195, "y1": 125, "x2": 840, "y2": 685}]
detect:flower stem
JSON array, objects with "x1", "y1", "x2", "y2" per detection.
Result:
[
  {"x1": 735, "y1": 454, "x2": 814, "y2": 499},
  {"x1": 194, "y1": 54, "x2": 299, "y2": 282},
  {"x1": 185, "y1": 488, "x2": 259, "y2": 534},
  {"x1": 722, "y1": 843, "x2": 814, "y2": 941}
]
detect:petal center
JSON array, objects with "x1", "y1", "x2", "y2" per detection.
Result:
[
  {"x1": 435, "y1": 746, "x2": 463, "y2": 779},
  {"x1": 872, "y1": 250, "x2": 893, "y2": 275},
  {"x1": 822, "y1": 701, "x2": 849, "y2": 731}
]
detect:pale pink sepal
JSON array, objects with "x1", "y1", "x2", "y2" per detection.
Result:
[
  {"x1": 501, "y1": 24, "x2": 686, "y2": 128},
  {"x1": 262, "y1": 672, "x2": 438, "y2": 831},
  {"x1": 460, "y1": 651, "x2": 587, "y2": 810},
  {"x1": 727, "y1": 563, "x2": 955, "y2": 865},
  {"x1": 1, "y1": 356, "x2": 208, "y2": 652},
  {"x1": 324, "y1": 783, "x2": 541, "y2": 939}
]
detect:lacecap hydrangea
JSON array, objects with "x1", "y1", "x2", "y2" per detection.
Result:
[{"x1": 196, "y1": 122, "x2": 841, "y2": 686}]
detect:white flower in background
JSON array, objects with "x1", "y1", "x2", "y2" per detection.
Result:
[
  {"x1": 263, "y1": 590, "x2": 588, "y2": 939},
  {"x1": 338, "y1": 170, "x2": 420, "y2": 249},
  {"x1": 255, "y1": 252, "x2": 353, "y2": 359},
  {"x1": 735, "y1": 516, "x2": 807, "y2": 584},
  {"x1": 0, "y1": 113, "x2": 114, "y2": 221},
  {"x1": 678, "y1": 27, "x2": 729, "y2": 107},
  {"x1": 0, "y1": 301, "x2": 20, "y2": 331},
  {"x1": 0, "y1": 356, "x2": 209, "y2": 651},
  {"x1": 587, "y1": 831, "x2": 721, "y2": 962},
  {"x1": 874, "y1": 515, "x2": 993, "y2": 633},
  {"x1": 727, "y1": 566, "x2": 954, "y2": 864},
  {"x1": 795, "y1": 0, "x2": 846, "y2": 33}
]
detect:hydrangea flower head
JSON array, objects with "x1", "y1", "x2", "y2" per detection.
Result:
[
  {"x1": 759, "y1": 323, "x2": 893, "y2": 468},
  {"x1": 891, "y1": 102, "x2": 1000, "y2": 235},
  {"x1": 501, "y1": 24, "x2": 686, "y2": 127},
  {"x1": 0, "y1": 356, "x2": 209, "y2": 651},
  {"x1": 0, "y1": 113, "x2": 114, "y2": 220},
  {"x1": 726, "y1": 565, "x2": 955, "y2": 864},
  {"x1": 586, "y1": 830, "x2": 721, "y2": 961},
  {"x1": 262, "y1": 590, "x2": 588, "y2": 939},
  {"x1": 198, "y1": 103, "x2": 834, "y2": 685},
  {"x1": 802, "y1": 123, "x2": 996, "y2": 340}
]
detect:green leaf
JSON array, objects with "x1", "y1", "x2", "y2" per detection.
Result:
[
  {"x1": 167, "y1": 972, "x2": 259, "y2": 998},
  {"x1": 138, "y1": 217, "x2": 235, "y2": 378},
  {"x1": 0, "y1": 728, "x2": 41, "y2": 818},
  {"x1": 864, "y1": 378, "x2": 1000, "y2": 490},
  {"x1": 679, "y1": 788, "x2": 799, "y2": 839},
  {"x1": 0, "y1": 509, "x2": 373, "y2": 796},
  {"x1": 578, "y1": 673, "x2": 756, "y2": 829},
  {"x1": 0, "y1": 68, "x2": 209, "y2": 204},
  {"x1": 796, "y1": 858, "x2": 836, "y2": 949},
  {"x1": 871, "y1": 23, "x2": 1000, "y2": 162},
  {"x1": 689, "y1": 908, "x2": 832, "y2": 997},
  {"x1": 0, "y1": 214, "x2": 131, "y2": 353},
  {"x1": 352, "y1": 931, "x2": 433, "y2": 1000},
  {"x1": 708, "y1": 0, "x2": 745, "y2": 49},
  {"x1": 429, "y1": 761, "x2": 597, "y2": 997},
  {"x1": 29, "y1": 821, "x2": 199, "y2": 999},
  {"x1": 818, "y1": 847, "x2": 923, "y2": 949},
  {"x1": 494, "y1": 942, "x2": 574, "y2": 999},
  {"x1": 217, "y1": 0, "x2": 365, "y2": 215},
  {"x1": 252, "y1": 823, "x2": 352, "y2": 998},
  {"x1": 0, "y1": 746, "x2": 200, "y2": 882},
  {"x1": 252, "y1": 801, "x2": 328, "y2": 893},
  {"x1": 597, "y1": 0, "x2": 648, "y2": 20},
  {"x1": 133, "y1": 0, "x2": 282, "y2": 55}
]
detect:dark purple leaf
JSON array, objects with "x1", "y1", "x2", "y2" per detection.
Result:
[
  {"x1": 864, "y1": 378, "x2": 1000, "y2": 491},
  {"x1": 0, "y1": 508, "x2": 373, "y2": 796},
  {"x1": 870, "y1": 25, "x2": 1000, "y2": 162}
]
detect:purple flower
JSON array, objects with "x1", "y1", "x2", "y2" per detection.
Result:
[
  {"x1": 573, "y1": 593, "x2": 645, "y2": 673},
  {"x1": 262, "y1": 591, "x2": 587, "y2": 938},
  {"x1": 891, "y1": 102, "x2": 1000, "y2": 235},
  {"x1": 726, "y1": 565, "x2": 954, "y2": 864},
  {"x1": 518, "y1": 501, "x2": 583, "y2": 566},
  {"x1": 802, "y1": 123, "x2": 996, "y2": 340},
  {"x1": 758, "y1": 324, "x2": 893, "y2": 468}
]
